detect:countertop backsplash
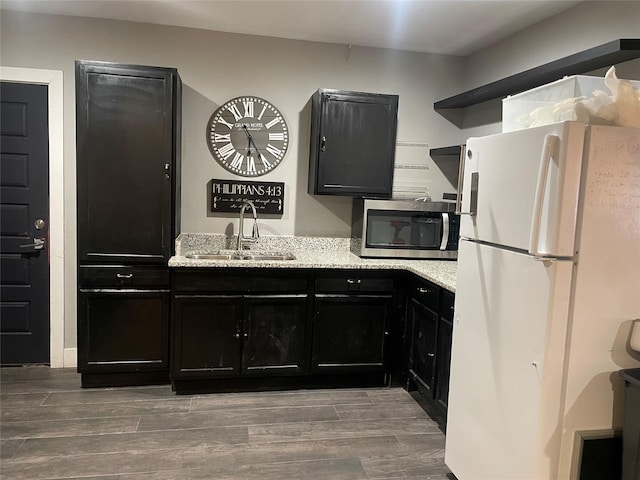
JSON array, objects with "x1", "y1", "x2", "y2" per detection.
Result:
[{"x1": 175, "y1": 233, "x2": 351, "y2": 256}]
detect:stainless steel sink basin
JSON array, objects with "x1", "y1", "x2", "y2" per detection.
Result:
[
  {"x1": 184, "y1": 252, "x2": 296, "y2": 261},
  {"x1": 235, "y1": 253, "x2": 296, "y2": 261},
  {"x1": 185, "y1": 253, "x2": 235, "y2": 260}
]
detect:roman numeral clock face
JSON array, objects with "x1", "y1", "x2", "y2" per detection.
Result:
[{"x1": 207, "y1": 96, "x2": 289, "y2": 177}]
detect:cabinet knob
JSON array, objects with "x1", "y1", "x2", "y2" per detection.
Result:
[{"x1": 233, "y1": 333, "x2": 241, "y2": 340}]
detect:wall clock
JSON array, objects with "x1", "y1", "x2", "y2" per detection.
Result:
[{"x1": 207, "y1": 96, "x2": 289, "y2": 177}]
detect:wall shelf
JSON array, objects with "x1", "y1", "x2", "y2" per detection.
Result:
[
  {"x1": 429, "y1": 145, "x2": 462, "y2": 157},
  {"x1": 434, "y1": 38, "x2": 640, "y2": 110}
]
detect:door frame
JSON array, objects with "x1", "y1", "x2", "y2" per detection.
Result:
[{"x1": 1, "y1": 66, "x2": 65, "y2": 368}]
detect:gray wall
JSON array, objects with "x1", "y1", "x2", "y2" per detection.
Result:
[
  {"x1": 1, "y1": 1, "x2": 638, "y2": 352},
  {"x1": 0, "y1": 9, "x2": 465, "y2": 349},
  {"x1": 0, "y1": 10, "x2": 466, "y2": 240}
]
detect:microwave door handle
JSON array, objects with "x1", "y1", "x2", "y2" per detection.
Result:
[{"x1": 440, "y1": 213, "x2": 449, "y2": 250}]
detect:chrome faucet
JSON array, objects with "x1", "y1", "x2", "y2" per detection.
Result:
[{"x1": 236, "y1": 200, "x2": 260, "y2": 251}]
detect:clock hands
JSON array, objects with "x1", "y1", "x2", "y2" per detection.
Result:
[{"x1": 241, "y1": 124, "x2": 261, "y2": 158}]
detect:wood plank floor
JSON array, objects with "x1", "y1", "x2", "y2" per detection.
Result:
[{"x1": 0, "y1": 367, "x2": 452, "y2": 480}]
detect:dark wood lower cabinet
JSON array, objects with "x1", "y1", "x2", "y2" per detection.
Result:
[
  {"x1": 435, "y1": 317, "x2": 453, "y2": 410},
  {"x1": 171, "y1": 294, "x2": 307, "y2": 380},
  {"x1": 77, "y1": 289, "x2": 170, "y2": 387},
  {"x1": 405, "y1": 274, "x2": 455, "y2": 429},
  {"x1": 312, "y1": 295, "x2": 390, "y2": 373},
  {"x1": 172, "y1": 295, "x2": 243, "y2": 377},
  {"x1": 77, "y1": 265, "x2": 454, "y2": 407},
  {"x1": 170, "y1": 269, "x2": 395, "y2": 393},
  {"x1": 243, "y1": 296, "x2": 307, "y2": 374},
  {"x1": 408, "y1": 296, "x2": 438, "y2": 394}
]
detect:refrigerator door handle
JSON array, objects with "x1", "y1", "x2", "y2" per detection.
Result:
[
  {"x1": 529, "y1": 134, "x2": 560, "y2": 257},
  {"x1": 457, "y1": 171, "x2": 479, "y2": 217},
  {"x1": 455, "y1": 145, "x2": 467, "y2": 215}
]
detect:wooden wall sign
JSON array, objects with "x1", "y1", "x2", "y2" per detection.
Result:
[{"x1": 211, "y1": 179, "x2": 285, "y2": 214}]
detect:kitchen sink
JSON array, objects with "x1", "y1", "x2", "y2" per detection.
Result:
[
  {"x1": 185, "y1": 253, "x2": 235, "y2": 260},
  {"x1": 184, "y1": 252, "x2": 296, "y2": 261},
  {"x1": 235, "y1": 253, "x2": 296, "y2": 261}
]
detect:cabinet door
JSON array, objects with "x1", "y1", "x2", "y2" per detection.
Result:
[
  {"x1": 435, "y1": 318, "x2": 453, "y2": 410},
  {"x1": 312, "y1": 295, "x2": 390, "y2": 373},
  {"x1": 77, "y1": 290, "x2": 169, "y2": 373},
  {"x1": 310, "y1": 90, "x2": 398, "y2": 197},
  {"x1": 243, "y1": 295, "x2": 308, "y2": 375},
  {"x1": 408, "y1": 296, "x2": 438, "y2": 393},
  {"x1": 172, "y1": 295, "x2": 243, "y2": 378},
  {"x1": 76, "y1": 62, "x2": 178, "y2": 264}
]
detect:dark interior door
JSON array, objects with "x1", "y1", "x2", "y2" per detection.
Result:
[{"x1": 0, "y1": 81, "x2": 50, "y2": 365}]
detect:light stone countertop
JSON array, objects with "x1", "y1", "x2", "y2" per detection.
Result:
[{"x1": 169, "y1": 233, "x2": 457, "y2": 292}]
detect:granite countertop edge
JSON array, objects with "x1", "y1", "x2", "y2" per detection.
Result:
[{"x1": 169, "y1": 233, "x2": 457, "y2": 292}]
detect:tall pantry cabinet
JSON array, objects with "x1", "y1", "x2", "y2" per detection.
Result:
[{"x1": 75, "y1": 61, "x2": 181, "y2": 387}]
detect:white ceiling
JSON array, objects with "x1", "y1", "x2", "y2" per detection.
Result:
[{"x1": 1, "y1": 0, "x2": 584, "y2": 56}]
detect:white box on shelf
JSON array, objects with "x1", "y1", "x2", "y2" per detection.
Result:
[{"x1": 502, "y1": 75, "x2": 640, "y2": 132}]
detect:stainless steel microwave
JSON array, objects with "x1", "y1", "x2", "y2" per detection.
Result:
[{"x1": 351, "y1": 199, "x2": 459, "y2": 259}]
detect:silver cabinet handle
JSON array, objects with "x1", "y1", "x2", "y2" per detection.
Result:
[
  {"x1": 417, "y1": 287, "x2": 430, "y2": 294},
  {"x1": 20, "y1": 237, "x2": 46, "y2": 250},
  {"x1": 116, "y1": 273, "x2": 133, "y2": 279},
  {"x1": 346, "y1": 279, "x2": 362, "y2": 285},
  {"x1": 321, "y1": 136, "x2": 327, "y2": 152}
]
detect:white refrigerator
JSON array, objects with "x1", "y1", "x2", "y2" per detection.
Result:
[{"x1": 445, "y1": 121, "x2": 640, "y2": 480}]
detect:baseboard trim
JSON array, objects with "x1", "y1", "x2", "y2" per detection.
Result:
[{"x1": 63, "y1": 348, "x2": 77, "y2": 368}]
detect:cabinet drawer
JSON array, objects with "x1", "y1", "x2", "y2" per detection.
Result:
[
  {"x1": 315, "y1": 274, "x2": 393, "y2": 293},
  {"x1": 79, "y1": 266, "x2": 170, "y2": 288},
  {"x1": 440, "y1": 289, "x2": 455, "y2": 321},
  {"x1": 172, "y1": 270, "x2": 308, "y2": 293},
  {"x1": 409, "y1": 279, "x2": 439, "y2": 311}
]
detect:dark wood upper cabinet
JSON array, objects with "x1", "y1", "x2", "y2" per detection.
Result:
[
  {"x1": 308, "y1": 89, "x2": 398, "y2": 197},
  {"x1": 76, "y1": 61, "x2": 181, "y2": 264}
]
